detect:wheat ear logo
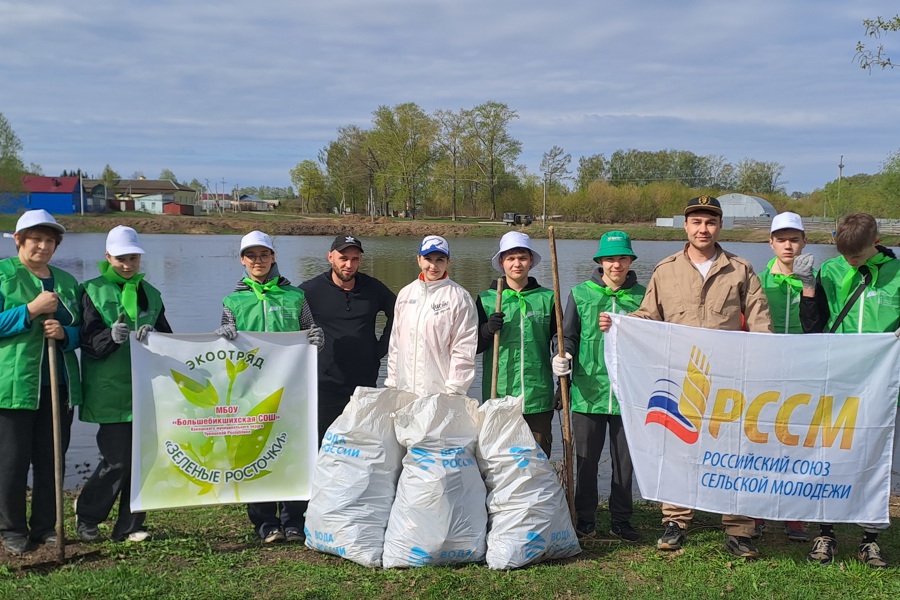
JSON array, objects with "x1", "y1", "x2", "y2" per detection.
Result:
[{"x1": 645, "y1": 346, "x2": 711, "y2": 444}]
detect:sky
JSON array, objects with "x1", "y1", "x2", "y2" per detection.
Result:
[{"x1": 1, "y1": 0, "x2": 899, "y2": 195}]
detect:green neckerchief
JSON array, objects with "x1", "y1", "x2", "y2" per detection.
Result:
[
  {"x1": 766, "y1": 257, "x2": 804, "y2": 293},
  {"x1": 243, "y1": 277, "x2": 285, "y2": 301},
  {"x1": 838, "y1": 253, "x2": 893, "y2": 306},
  {"x1": 585, "y1": 279, "x2": 630, "y2": 299},
  {"x1": 99, "y1": 261, "x2": 144, "y2": 323}
]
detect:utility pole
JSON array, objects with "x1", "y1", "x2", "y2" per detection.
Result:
[
  {"x1": 834, "y1": 155, "x2": 844, "y2": 221},
  {"x1": 542, "y1": 174, "x2": 548, "y2": 228}
]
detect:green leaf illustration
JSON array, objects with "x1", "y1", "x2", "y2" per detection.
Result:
[
  {"x1": 171, "y1": 441, "x2": 215, "y2": 495},
  {"x1": 235, "y1": 349, "x2": 257, "y2": 374},
  {"x1": 231, "y1": 388, "x2": 283, "y2": 469},
  {"x1": 225, "y1": 358, "x2": 235, "y2": 380},
  {"x1": 199, "y1": 436, "x2": 215, "y2": 457},
  {"x1": 170, "y1": 370, "x2": 220, "y2": 408}
]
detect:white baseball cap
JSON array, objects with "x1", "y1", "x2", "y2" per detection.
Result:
[
  {"x1": 770, "y1": 212, "x2": 804, "y2": 233},
  {"x1": 419, "y1": 235, "x2": 450, "y2": 257},
  {"x1": 240, "y1": 230, "x2": 275, "y2": 254},
  {"x1": 15, "y1": 209, "x2": 66, "y2": 234},
  {"x1": 491, "y1": 231, "x2": 542, "y2": 273},
  {"x1": 106, "y1": 225, "x2": 145, "y2": 256}
]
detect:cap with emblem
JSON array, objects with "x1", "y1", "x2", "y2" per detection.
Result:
[
  {"x1": 418, "y1": 235, "x2": 450, "y2": 257},
  {"x1": 684, "y1": 195, "x2": 723, "y2": 217},
  {"x1": 593, "y1": 230, "x2": 637, "y2": 262},
  {"x1": 106, "y1": 225, "x2": 145, "y2": 256},
  {"x1": 330, "y1": 234, "x2": 364, "y2": 253}
]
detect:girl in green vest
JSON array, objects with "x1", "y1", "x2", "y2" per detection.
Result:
[
  {"x1": 553, "y1": 231, "x2": 645, "y2": 543},
  {"x1": 476, "y1": 231, "x2": 556, "y2": 457},
  {"x1": 0, "y1": 210, "x2": 81, "y2": 555},
  {"x1": 75, "y1": 226, "x2": 172, "y2": 544},
  {"x1": 215, "y1": 230, "x2": 323, "y2": 545}
]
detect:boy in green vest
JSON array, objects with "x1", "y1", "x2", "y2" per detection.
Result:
[
  {"x1": 215, "y1": 230, "x2": 324, "y2": 544},
  {"x1": 797, "y1": 212, "x2": 900, "y2": 568},
  {"x1": 755, "y1": 212, "x2": 811, "y2": 542},
  {"x1": 476, "y1": 231, "x2": 556, "y2": 456},
  {"x1": 75, "y1": 226, "x2": 172, "y2": 543},
  {"x1": 553, "y1": 231, "x2": 645, "y2": 541}
]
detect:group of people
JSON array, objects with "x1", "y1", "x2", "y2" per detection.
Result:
[{"x1": 0, "y1": 199, "x2": 897, "y2": 570}]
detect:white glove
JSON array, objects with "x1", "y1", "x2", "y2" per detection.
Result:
[
  {"x1": 215, "y1": 323, "x2": 238, "y2": 341},
  {"x1": 111, "y1": 314, "x2": 130, "y2": 345},
  {"x1": 793, "y1": 254, "x2": 816, "y2": 288},
  {"x1": 894, "y1": 327, "x2": 900, "y2": 338},
  {"x1": 136, "y1": 324, "x2": 154, "y2": 342},
  {"x1": 552, "y1": 352, "x2": 572, "y2": 377},
  {"x1": 307, "y1": 326, "x2": 324, "y2": 352}
]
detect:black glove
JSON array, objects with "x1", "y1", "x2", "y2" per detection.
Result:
[
  {"x1": 481, "y1": 312, "x2": 505, "y2": 337},
  {"x1": 554, "y1": 385, "x2": 563, "y2": 411}
]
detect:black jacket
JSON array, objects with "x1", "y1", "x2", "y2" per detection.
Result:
[{"x1": 299, "y1": 270, "x2": 396, "y2": 400}]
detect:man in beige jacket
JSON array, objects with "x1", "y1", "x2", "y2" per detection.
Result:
[{"x1": 601, "y1": 195, "x2": 773, "y2": 559}]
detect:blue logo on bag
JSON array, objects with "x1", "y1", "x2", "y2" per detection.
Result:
[
  {"x1": 410, "y1": 447, "x2": 435, "y2": 470},
  {"x1": 523, "y1": 532, "x2": 546, "y2": 559},
  {"x1": 408, "y1": 546, "x2": 433, "y2": 565},
  {"x1": 510, "y1": 446, "x2": 547, "y2": 467}
]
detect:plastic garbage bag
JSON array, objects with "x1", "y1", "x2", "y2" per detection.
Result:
[
  {"x1": 304, "y1": 386, "x2": 417, "y2": 567},
  {"x1": 382, "y1": 393, "x2": 487, "y2": 567},
  {"x1": 477, "y1": 395, "x2": 581, "y2": 569}
]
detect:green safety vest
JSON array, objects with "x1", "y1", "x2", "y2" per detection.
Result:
[
  {"x1": 223, "y1": 285, "x2": 307, "y2": 332},
  {"x1": 0, "y1": 257, "x2": 82, "y2": 410},
  {"x1": 759, "y1": 260, "x2": 812, "y2": 334},
  {"x1": 819, "y1": 254, "x2": 900, "y2": 334},
  {"x1": 570, "y1": 280, "x2": 645, "y2": 415},
  {"x1": 479, "y1": 286, "x2": 555, "y2": 414},
  {"x1": 79, "y1": 276, "x2": 164, "y2": 423}
]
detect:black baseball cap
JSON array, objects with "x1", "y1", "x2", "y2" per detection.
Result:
[
  {"x1": 330, "y1": 234, "x2": 364, "y2": 253},
  {"x1": 684, "y1": 195, "x2": 723, "y2": 217}
]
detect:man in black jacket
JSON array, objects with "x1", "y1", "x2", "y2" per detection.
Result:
[{"x1": 299, "y1": 234, "x2": 396, "y2": 437}]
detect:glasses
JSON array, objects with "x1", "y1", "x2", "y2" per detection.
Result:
[{"x1": 243, "y1": 252, "x2": 273, "y2": 262}]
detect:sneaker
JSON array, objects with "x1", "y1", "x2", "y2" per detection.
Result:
[
  {"x1": 751, "y1": 520, "x2": 766, "y2": 540},
  {"x1": 2, "y1": 536, "x2": 30, "y2": 555},
  {"x1": 806, "y1": 536, "x2": 837, "y2": 564},
  {"x1": 76, "y1": 520, "x2": 100, "y2": 543},
  {"x1": 261, "y1": 526, "x2": 285, "y2": 543},
  {"x1": 284, "y1": 527, "x2": 305, "y2": 543},
  {"x1": 610, "y1": 521, "x2": 642, "y2": 543},
  {"x1": 784, "y1": 522, "x2": 809, "y2": 543},
  {"x1": 126, "y1": 530, "x2": 151, "y2": 542},
  {"x1": 657, "y1": 521, "x2": 685, "y2": 551},
  {"x1": 725, "y1": 535, "x2": 759, "y2": 559},
  {"x1": 858, "y1": 542, "x2": 887, "y2": 569},
  {"x1": 29, "y1": 531, "x2": 57, "y2": 545},
  {"x1": 575, "y1": 520, "x2": 596, "y2": 539}
]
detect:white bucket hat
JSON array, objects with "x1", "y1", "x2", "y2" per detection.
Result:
[
  {"x1": 106, "y1": 225, "x2": 145, "y2": 256},
  {"x1": 770, "y1": 212, "x2": 804, "y2": 233},
  {"x1": 491, "y1": 231, "x2": 541, "y2": 273},
  {"x1": 14, "y1": 209, "x2": 66, "y2": 234},
  {"x1": 240, "y1": 230, "x2": 275, "y2": 254}
]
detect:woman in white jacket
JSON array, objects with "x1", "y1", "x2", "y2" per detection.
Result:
[{"x1": 385, "y1": 235, "x2": 478, "y2": 396}]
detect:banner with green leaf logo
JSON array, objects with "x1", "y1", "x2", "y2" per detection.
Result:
[{"x1": 130, "y1": 332, "x2": 317, "y2": 511}]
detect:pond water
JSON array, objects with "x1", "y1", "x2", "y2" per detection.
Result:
[{"x1": 21, "y1": 232, "x2": 897, "y2": 495}]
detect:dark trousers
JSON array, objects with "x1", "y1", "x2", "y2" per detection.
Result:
[
  {"x1": 523, "y1": 410, "x2": 554, "y2": 458},
  {"x1": 247, "y1": 394, "x2": 347, "y2": 535},
  {"x1": 573, "y1": 412, "x2": 634, "y2": 526},
  {"x1": 76, "y1": 422, "x2": 145, "y2": 540},
  {"x1": 0, "y1": 385, "x2": 72, "y2": 541}
]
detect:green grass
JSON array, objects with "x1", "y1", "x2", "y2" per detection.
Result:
[{"x1": 1, "y1": 499, "x2": 897, "y2": 600}]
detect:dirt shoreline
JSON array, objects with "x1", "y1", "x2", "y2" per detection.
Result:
[{"x1": 51, "y1": 213, "x2": 852, "y2": 244}]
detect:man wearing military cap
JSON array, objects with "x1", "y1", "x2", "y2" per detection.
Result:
[{"x1": 600, "y1": 195, "x2": 773, "y2": 558}]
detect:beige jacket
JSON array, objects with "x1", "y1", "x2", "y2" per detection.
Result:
[{"x1": 632, "y1": 243, "x2": 773, "y2": 332}]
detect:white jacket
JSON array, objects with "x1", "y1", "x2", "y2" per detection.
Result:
[{"x1": 385, "y1": 276, "x2": 478, "y2": 396}]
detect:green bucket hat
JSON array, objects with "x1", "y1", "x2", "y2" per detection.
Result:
[{"x1": 593, "y1": 230, "x2": 637, "y2": 262}]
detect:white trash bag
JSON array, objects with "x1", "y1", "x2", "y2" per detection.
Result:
[
  {"x1": 477, "y1": 395, "x2": 581, "y2": 569},
  {"x1": 382, "y1": 393, "x2": 487, "y2": 568},
  {"x1": 304, "y1": 386, "x2": 417, "y2": 567}
]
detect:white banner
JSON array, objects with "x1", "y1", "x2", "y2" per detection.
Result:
[
  {"x1": 130, "y1": 332, "x2": 317, "y2": 511},
  {"x1": 605, "y1": 315, "x2": 900, "y2": 524}
]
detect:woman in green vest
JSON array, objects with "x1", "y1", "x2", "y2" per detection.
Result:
[
  {"x1": 215, "y1": 230, "x2": 324, "y2": 545},
  {"x1": 75, "y1": 226, "x2": 172, "y2": 544},
  {"x1": 553, "y1": 231, "x2": 645, "y2": 543},
  {"x1": 476, "y1": 231, "x2": 556, "y2": 457},
  {"x1": 0, "y1": 210, "x2": 81, "y2": 555}
]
